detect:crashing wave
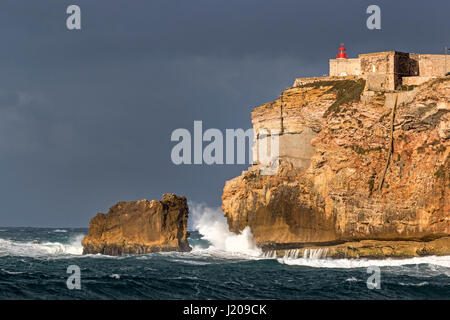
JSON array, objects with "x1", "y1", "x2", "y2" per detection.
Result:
[
  {"x1": 188, "y1": 202, "x2": 262, "y2": 257},
  {"x1": 0, "y1": 234, "x2": 84, "y2": 257}
]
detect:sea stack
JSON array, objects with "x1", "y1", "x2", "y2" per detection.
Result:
[
  {"x1": 222, "y1": 50, "x2": 450, "y2": 259},
  {"x1": 82, "y1": 193, "x2": 191, "y2": 255}
]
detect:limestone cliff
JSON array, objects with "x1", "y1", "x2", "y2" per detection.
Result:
[
  {"x1": 82, "y1": 194, "x2": 191, "y2": 255},
  {"x1": 222, "y1": 77, "x2": 450, "y2": 258}
]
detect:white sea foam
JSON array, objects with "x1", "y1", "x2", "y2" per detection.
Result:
[
  {"x1": 172, "y1": 258, "x2": 212, "y2": 265},
  {"x1": 187, "y1": 204, "x2": 450, "y2": 270},
  {"x1": 189, "y1": 203, "x2": 262, "y2": 257},
  {"x1": 0, "y1": 234, "x2": 84, "y2": 257},
  {"x1": 262, "y1": 250, "x2": 277, "y2": 259},
  {"x1": 399, "y1": 281, "x2": 429, "y2": 287},
  {"x1": 345, "y1": 277, "x2": 359, "y2": 282},
  {"x1": 53, "y1": 229, "x2": 68, "y2": 233},
  {"x1": 278, "y1": 253, "x2": 450, "y2": 269},
  {"x1": 1, "y1": 269, "x2": 25, "y2": 275}
]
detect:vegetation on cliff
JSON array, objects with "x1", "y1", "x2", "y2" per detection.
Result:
[{"x1": 297, "y1": 79, "x2": 366, "y2": 117}]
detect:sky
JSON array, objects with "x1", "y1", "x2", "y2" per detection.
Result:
[{"x1": 0, "y1": 0, "x2": 448, "y2": 227}]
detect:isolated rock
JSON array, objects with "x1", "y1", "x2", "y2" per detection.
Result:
[
  {"x1": 222, "y1": 77, "x2": 450, "y2": 258},
  {"x1": 82, "y1": 194, "x2": 191, "y2": 255}
]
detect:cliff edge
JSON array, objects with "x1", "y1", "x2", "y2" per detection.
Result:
[
  {"x1": 222, "y1": 77, "x2": 450, "y2": 258},
  {"x1": 82, "y1": 193, "x2": 191, "y2": 255}
]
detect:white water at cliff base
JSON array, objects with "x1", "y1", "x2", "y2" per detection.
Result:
[
  {"x1": 187, "y1": 203, "x2": 450, "y2": 270},
  {"x1": 189, "y1": 202, "x2": 262, "y2": 257},
  {"x1": 278, "y1": 253, "x2": 450, "y2": 269},
  {"x1": 1, "y1": 204, "x2": 448, "y2": 273}
]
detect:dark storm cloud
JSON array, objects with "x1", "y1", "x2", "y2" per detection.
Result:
[{"x1": 0, "y1": 0, "x2": 448, "y2": 226}]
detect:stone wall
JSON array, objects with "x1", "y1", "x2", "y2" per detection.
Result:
[
  {"x1": 328, "y1": 51, "x2": 449, "y2": 91},
  {"x1": 360, "y1": 51, "x2": 397, "y2": 90},
  {"x1": 329, "y1": 58, "x2": 361, "y2": 76},
  {"x1": 410, "y1": 54, "x2": 449, "y2": 76},
  {"x1": 359, "y1": 51, "x2": 395, "y2": 74},
  {"x1": 394, "y1": 51, "x2": 416, "y2": 88},
  {"x1": 365, "y1": 73, "x2": 394, "y2": 91},
  {"x1": 396, "y1": 52, "x2": 419, "y2": 77},
  {"x1": 402, "y1": 76, "x2": 434, "y2": 86},
  {"x1": 292, "y1": 76, "x2": 358, "y2": 87},
  {"x1": 293, "y1": 76, "x2": 335, "y2": 87}
]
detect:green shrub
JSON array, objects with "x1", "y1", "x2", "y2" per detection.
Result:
[{"x1": 320, "y1": 79, "x2": 366, "y2": 117}]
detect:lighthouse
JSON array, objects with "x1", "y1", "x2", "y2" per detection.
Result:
[{"x1": 336, "y1": 43, "x2": 348, "y2": 59}]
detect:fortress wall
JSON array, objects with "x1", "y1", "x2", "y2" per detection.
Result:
[
  {"x1": 394, "y1": 52, "x2": 417, "y2": 88},
  {"x1": 293, "y1": 76, "x2": 358, "y2": 87},
  {"x1": 359, "y1": 52, "x2": 394, "y2": 74},
  {"x1": 359, "y1": 51, "x2": 418, "y2": 90},
  {"x1": 396, "y1": 53, "x2": 419, "y2": 77},
  {"x1": 360, "y1": 52, "x2": 396, "y2": 90},
  {"x1": 402, "y1": 76, "x2": 434, "y2": 86},
  {"x1": 327, "y1": 51, "x2": 448, "y2": 91},
  {"x1": 385, "y1": 90, "x2": 417, "y2": 108},
  {"x1": 293, "y1": 76, "x2": 332, "y2": 87},
  {"x1": 329, "y1": 58, "x2": 360, "y2": 76},
  {"x1": 410, "y1": 54, "x2": 449, "y2": 76},
  {"x1": 365, "y1": 73, "x2": 395, "y2": 91}
]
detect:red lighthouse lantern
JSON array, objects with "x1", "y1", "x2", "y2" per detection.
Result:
[{"x1": 336, "y1": 43, "x2": 348, "y2": 59}]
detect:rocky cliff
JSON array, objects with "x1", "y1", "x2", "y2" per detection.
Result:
[
  {"x1": 82, "y1": 193, "x2": 191, "y2": 255},
  {"x1": 222, "y1": 76, "x2": 450, "y2": 258}
]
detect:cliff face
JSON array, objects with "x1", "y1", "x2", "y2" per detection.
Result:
[
  {"x1": 82, "y1": 194, "x2": 191, "y2": 255},
  {"x1": 222, "y1": 77, "x2": 450, "y2": 258}
]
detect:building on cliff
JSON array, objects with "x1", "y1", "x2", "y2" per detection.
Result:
[
  {"x1": 327, "y1": 44, "x2": 449, "y2": 91},
  {"x1": 253, "y1": 45, "x2": 450, "y2": 170}
]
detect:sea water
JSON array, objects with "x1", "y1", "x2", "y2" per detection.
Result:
[{"x1": 0, "y1": 204, "x2": 449, "y2": 299}]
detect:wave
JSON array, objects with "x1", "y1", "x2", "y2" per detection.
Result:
[
  {"x1": 52, "y1": 229, "x2": 68, "y2": 233},
  {"x1": 277, "y1": 252, "x2": 450, "y2": 269},
  {"x1": 1, "y1": 268, "x2": 25, "y2": 275},
  {"x1": 187, "y1": 204, "x2": 450, "y2": 269},
  {"x1": 0, "y1": 234, "x2": 84, "y2": 257},
  {"x1": 399, "y1": 281, "x2": 429, "y2": 287},
  {"x1": 189, "y1": 202, "x2": 262, "y2": 258},
  {"x1": 345, "y1": 277, "x2": 359, "y2": 282},
  {"x1": 171, "y1": 258, "x2": 212, "y2": 265}
]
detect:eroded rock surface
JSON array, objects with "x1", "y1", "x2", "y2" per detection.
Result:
[
  {"x1": 222, "y1": 77, "x2": 450, "y2": 258},
  {"x1": 82, "y1": 194, "x2": 191, "y2": 255}
]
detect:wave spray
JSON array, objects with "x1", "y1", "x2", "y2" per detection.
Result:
[{"x1": 189, "y1": 202, "x2": 261, "y2": 257}]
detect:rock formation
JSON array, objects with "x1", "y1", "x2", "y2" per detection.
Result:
[
  {"x1": 82, "y1": 193, "x2": 191, "y2": 255},
  {"x1": 222, "y1": 76, "x2": 450, "y2": 258}
]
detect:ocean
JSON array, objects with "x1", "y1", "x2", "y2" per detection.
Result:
[{"x1": 0, "y1": 223, "x2": 449, "y2": 300}]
